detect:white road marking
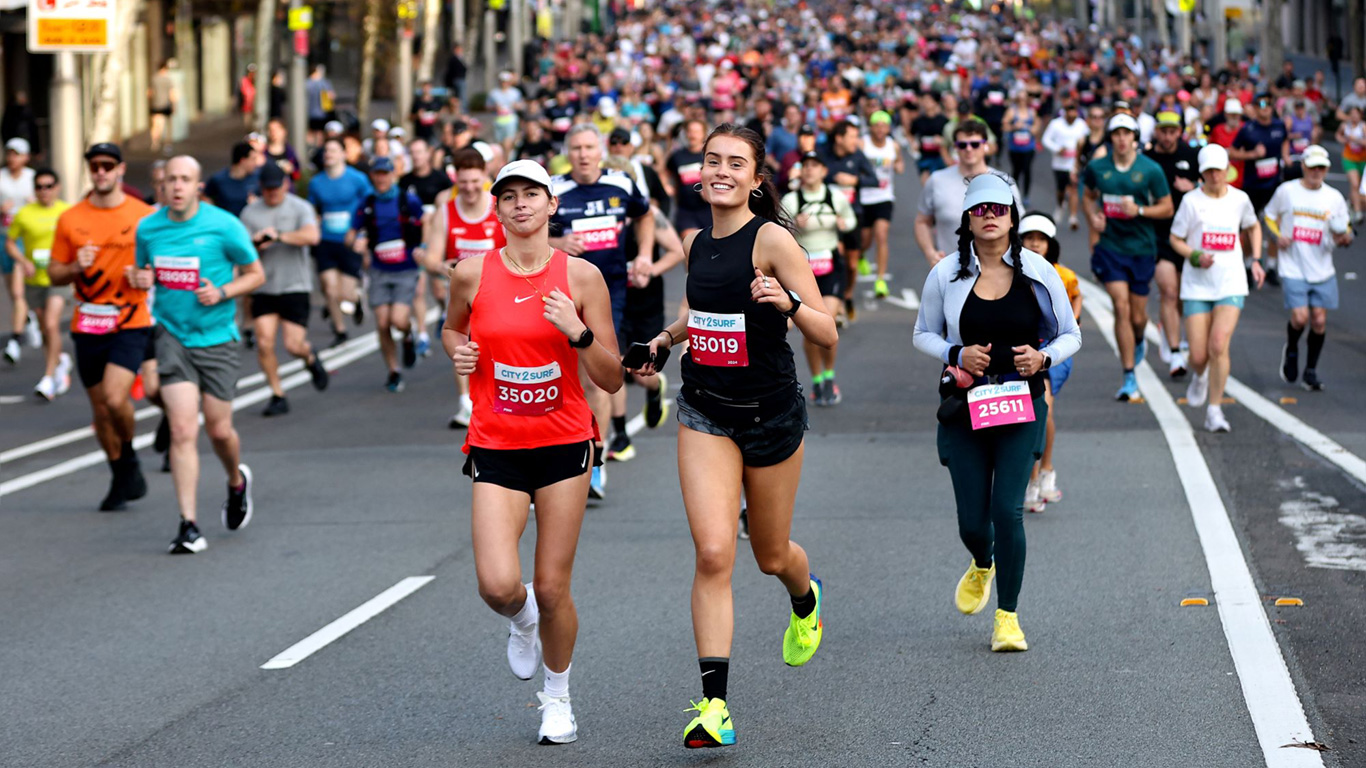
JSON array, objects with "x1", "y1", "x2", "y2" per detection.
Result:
[
  {"x1": 1078, "y1": 280, "x2": 1366, "y2": 486},
  {"x1": 1277, "y1": 477, "x2": 1366, "y2": 572},
  {"x1": 883, "y1": 288, "x2": 920, "y2": 310},
  {"x1": 1083, "y1": 291, "x2": 1325, "y2": 768},
  {"x1": 0, "y1": 395, "x2": 25, "y2": 405},
  {"x1": 855, "y1": 272, "x2": 893, "y2": 283},
  {"x1": 261, "y1": 576, "x2": 435, "y2": 669}
]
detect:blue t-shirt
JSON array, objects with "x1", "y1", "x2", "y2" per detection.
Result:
[
  {"x1": 203, "y1": 168, "x2": 260, "y2": 217},
  {"x1": 550, "y1": 170, "x2": 650, "y2": 281},
  {"x1": 1232, "y1": 120, "x2": 1289, "y2": 190},
  {"x1": 351, "y1": 189, "x2": 425, "y2": 272},
  {"x1": 136, "y1": 204, "x2": 259, "y2": 348},
  {"x1": 308, "y1": 166, "x2": 374, "y2": 242}
]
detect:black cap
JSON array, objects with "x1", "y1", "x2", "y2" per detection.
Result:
[
  {"x1": 259, "y1": 162, "x2": 287, "y2": 189},
  {"x1": 84, "y1": 142, "x2": 122, "y2": 162},
  {"x1": 608, "y1": 127, "x2": 632, "y2": 145},
  {"x1": 798, "y1": 123, "x2": 816, "y2": 136},
  {"x1": 800, "y1": 150, "x2": 825, "y2": 165},
  {"x1": 956, "y1": 100, "x2": 972, "y2": 115}
]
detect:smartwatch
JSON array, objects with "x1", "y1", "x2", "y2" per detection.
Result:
[
  {"x1": 569, "y1": 327, "x2": 594, "y2": 349},
  {"x1": 1041, "y1": 352, "x2": 1052, "y2": 371},
  {"x1": 781, "y1": 289, "x2": 802, "y2": 319}
]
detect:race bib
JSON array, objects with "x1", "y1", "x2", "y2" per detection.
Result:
[
  {"x1": 1255, "y1": 157, "x2": 1279, "y2": 179},
  {"x1": 154, "y1": 256, "x2": 200, "y2": 291},
  {"x1": 1061, "y1": 146, "x2": 1077, "y2": 158},
  {"x1": 688, "y1": 309, "x2": 748, "y2": 367},
  {"x1": 31, "y1": 248, "x2": 51, "y2": 269},
  {"x1": 1012, "y1": 130, "x2": 1032, "y2": 147},
  {"x1": 1291, "y1": 138, "x2": 1309, "y2": 154},
  {"x1": 1101, "y1": 194, "x2": 1135, "y2": 219},
  {"x1": 571, "y1": 215, "x2": 620, "y2": 252},
  {"x1": 842, "y1": 186, "x2": 857, "y2": 203},
  {"x1": 74, "y1": 303, "x2": 119, "y2": 335},
  {"x1": 551, "y1": 117, "x2": 573, "y2": 133},
  {"x1": 456, "y1": 237, "x2": 496, "y2": 261},
  {"x1": 1293, "y1": 225, "x2": 1324, "y2": 245},
  {"x1": 807, "y1": 248, "x2": 834, "y2": 276},
  {"x1": 1200, "y1": 229, "x2": 1238, "y2": 251},
  {"x1": 322, "y1": 211, "x2": 352, "y2": 235},
  {"x1": 921, "y1": 137, "x2": 940, "y2": 153},
  {"x1": 677, "y1": 162, "x2": 702, "y2": 185},
  {"x1": 374, "y1": 239, "x2": 408, "y2": 265},
  {"x1": 987, "y1": 90, "x2": 1005, "y2": 105},
  {"x1": 967, "y1": 380, "x2": 1036, "y2": 430},
  {"x1": 419, "y1": 110, "x2": 438, "y2": 126},
  {"x1": 492, "y1": 361, "x2": 563, "y2": 416}
]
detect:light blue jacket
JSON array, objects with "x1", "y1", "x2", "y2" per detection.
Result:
[{"x1": 913, "y1": 245, "x2": 1082, "y2": 368}]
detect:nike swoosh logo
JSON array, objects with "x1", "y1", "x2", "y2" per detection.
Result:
[
  {"x1": 581, "y1": 449, "x2": 588, "y2": 469},
  {"x1": 514, "y1": 295, "x2": 536, "y2": 303},
  {"x1": 701, "y1": 670, "x2": 715, "y2": 677},
  {"x1": 709, "y1": 252, "x2": 720, "y2": 259}
]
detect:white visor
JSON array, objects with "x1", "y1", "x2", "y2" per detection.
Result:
[{"x1": 1019, "y1": 214, "x2": 1057, "y2": 240}]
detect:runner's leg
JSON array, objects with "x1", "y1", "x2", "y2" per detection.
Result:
[
  {"x1": 531, "y1": 466, "x2": 593, "y2": 673},
  {"x1": 375, "y1": 304, "x2": 397, "y2": 372},
  {"x1": 873, "y1": 217, "x2": 891, "y2": 283},
  {"x1": 320, "y1": 269, "x2": 347, "y2": 335},
  {"x1": 1205, "y1": 304, "x2": 1241, "y2": 406},
  {"x1": 680, "y1": 424, "x2": 746, "y2": 657},
  {"x1": 471, "y1": 482, "x2": 533, "y2": 618},
  {"x1": 1155, "y1": 260, "x2": 1182, "y2": 353},
  {"x1": 253, "y1": 312, "x2": 284, "y2": 396},
  {"x1": 742, "y1": 443, "x2": 813, "y2": 596},
  {"x1": 162, "y1": 381, "x2": 203, "y2": 522},
  {"x1": 40, "y1": 294, "x2": 63, "y2": 377},
  {"x1": 1104, "y1": 281, "x2": 1137, "y2": 369},
  {"x1": 202, "y1": 392, "x2": 245, "y2": 486},
  {"x1": 1185, "y1": 308, "x2": 1212, "y2": 376}
]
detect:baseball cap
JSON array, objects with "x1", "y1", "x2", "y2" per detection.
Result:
[
  {"x1": 246, "y1": 131, "x2": 266, "y2": 145},
  {"x1": 388, "y1": 126, "x2": 406, "y2": 138},
  {"x1": 1302, "y1": 144, "x2": 1331, "y2": 168},
  {"x1": 5, "y1": 137, "x2": 30, "y2": 154},
  {"x1": 1107, "y1": 114, "x2": 1138, "y2": 134},
  {"x1": 798, "y1": 124, "x2": 816, "y2": 137},
  {"x1": 491, "y1": 158, "x2": 553, "y2": 196},
  {"x1": 372, "y1": 118, "x2": 391, "y2": 133},
  {"x1": 369, "y1": 156, "x2": 396, "y2": 173},
  {"x1": 259, "y1": 162, "x2": 288, "y2": 188},
  {"x1": 597, "y1": 97, "x2": 618, "y2": 117},
  {"x1": 1197, "y1": 144, "x2": 1229, "y2": 172},
  {"x1": 84, "y1": 142, "x2": 122, "y2": 162},
  {"x1": 608, "y1": 127, "x2": 633, "y2": 145},
  {"x1": 1019, "y1": 213, "x2": 1057, "y2": 240},
  {"x1": 962, "y1": 173, "x2": 1014, "y2": 212},
  {"x1": 800, "y1": 150, "x2": 826, "y2": 166},
  {"x1": 1223, "y1": 98, "x2": 1244, "y2": 114},
  {"x1": 869, "y1": 110, "x2": 893, "y2": 125},
  {"x1": 1155, "y1": 111, "x2": 1182, "y2": 127},
  {"x1": 324, "y1": 120, "x2": 344, "y2": 134}
]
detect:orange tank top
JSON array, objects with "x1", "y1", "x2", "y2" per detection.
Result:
[{"x1": 465, "y1": 249, "x2": 596, "y2": 452}]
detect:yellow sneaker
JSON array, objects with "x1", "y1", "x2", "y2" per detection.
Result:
[
  {"x1": 992, "y1": 609, "x2": 1028, "y2": 652},
  {"x1": 874, "y1": 278, "x2": 889, "y2": 298},
  {"x1": 955, "y1": 560, "x2": 995, "y2": 615},
  {"x1": 858, "y1": 257, "x2": 872, "y2": 276},
  {"x1": 782, "y1": 575, "x2": 823, "y2": 667},
  {"x1": 683, "y1": 697, "x2": 735, "y2": 748}
]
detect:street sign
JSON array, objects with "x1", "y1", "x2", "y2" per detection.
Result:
[
  {"x1": 288, "y1": 6, "x2": 314, "y2": 31},
  {"x1": 27, "y1": 0, "x2": 113, "y2": 52}
]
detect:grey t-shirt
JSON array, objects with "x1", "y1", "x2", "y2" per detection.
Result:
[
  {"x1": 1340, "y1": 92, "x2": 1366, "y2": 116},
  {"x1": 240, "y1": 194, "x2": 317, "y2": 295},
  {"x1": 916, "y1": 165, "x2": 1023, "y2": 258},
  {"x1": 151, "y1": 73, "x2": 175, "y2": 110}
]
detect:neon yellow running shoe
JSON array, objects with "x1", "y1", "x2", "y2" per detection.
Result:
[
  {"x1": 683, "y1": 697, "x2": 735, "y2": 748},
  {"x1": 874, "y1": 278, "x2": 890, "y2": 298},
  {"x1": 992, "y1": 609, "x2": 1028, "y2": 652},
  {"x1": 782, "y1": 575, "x2": 823, "y2": 667},
  {"x1": 955, "y1": 560, "x2": 995, "y2": 615},
  {"x1": 858, "y1": 257, "x2": 872, "y2": 276}
]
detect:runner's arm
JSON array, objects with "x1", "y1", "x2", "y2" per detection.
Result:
[
  {"x1": 424, "y1": 191, "x2": 448, "y2": 269},
  {"x1": 647, "y1": 210, "x2": 685, "y2": 278},
  {"x1": 915, "y1": 212, "x2": 941, "y2": 265},
  {"x1": 442, "y1": 256, "x2": 479, "y2": 360}
]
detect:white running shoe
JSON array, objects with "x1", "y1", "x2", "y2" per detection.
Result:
[
  {"x1": 1157, "y1": 326, "x2": 1172, "y2": 364},
  {"x1": 507, "y1": 584, "x2": 541, "y2": 680},
  {"x1": 536, "y1": 692, "x2": 578, "y2": 745},
  {"x1": 55, "y1": 352, "x2": 72, "y2": 395},
  {"x1": 33, "y1": 375, "x2": 56, "y2": 401},
  {"x1": 4, "y1": 337, "x2": 19, "y2": 364},
  {"x1": 24, "y1": 311, "x2": 41, "y2": 348},
  {"x1": 1024, "y1": 479, "x2": 1046, "y2": 513},
  {"x1": 1204, "y1": 405, "x2": 1231, "y2": 433},
  {"x1": 1039, "y1": 469, "x2": 1062, "y2": 503},
  {"x1": 1185, "y1": 370, "x2": 1209, "y2": 408},
  {"x1": 1169, "y1": 350, "x2": 1188, "y2": 378}
]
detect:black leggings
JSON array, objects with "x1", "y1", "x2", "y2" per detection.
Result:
[
  {"x1": 1009, "y1": 151, "x2": 1036, "y2": 198},
  {"x1": 936, "y1": 396, "x2": 1047, "y2": 612}
]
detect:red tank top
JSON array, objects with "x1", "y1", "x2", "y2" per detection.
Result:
[
  {"x1": 445, "y1": 195, "x2": 507, "y2": 263},
  {"x1": 465, "y1": 249, "x2": 596, "y2": 452}
]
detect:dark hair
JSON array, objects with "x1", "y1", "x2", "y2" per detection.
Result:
[
  {"x1": 33, "y1": 167, "x2": 58, "y2": 183},
  {"x1": 828, "y1": 119, "x2": 857, "y2": 144},
  {"x1": 952, "y1": 201, "x2": 1024, "y2": 282},
  {"x1": 323, "y1": 137, "x2": 345, "y2": 153},
  {"x1": 953, "y1": 118, "x2": 990, "y2": 141},
  {"x1": 450, "y1": 147, "x2": 486, "y2": 172},
  {"x1": 702, "y1": 123, "x2": 793, "y2": 231},
  {"x1": 231, "y1": 141, "x2": 254, "y2": 164},
  {"x1": 1019, "y1": 211, "x2": 1062, "y2": 264}
]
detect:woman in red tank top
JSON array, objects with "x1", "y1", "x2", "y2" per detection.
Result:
[{"x1": 440, "y1": 159, "x2": 621, "y2": 746}]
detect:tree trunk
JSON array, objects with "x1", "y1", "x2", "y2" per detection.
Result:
[
  {"x1": 1154, "y1": 0, "x2": 1171, "y2": 51},
  {"x1": 1261, "y1": 0, "x2": 1284, "y2": 81},
  {"x1": 89, "y1": 0, "x2": 144, "y2": 144},
  {"x1": 358, "y1": 0, "x2": 383, "y2": 123},
  {"x1": 1352, "y1": 0, "x2": 1364, "y2": 80},
  {"x1": 419, "y1": 0, "x2": 442, "y2": 82},
  {"x1": 253, "y1": 0, "x2": 277, "y2": 132}
]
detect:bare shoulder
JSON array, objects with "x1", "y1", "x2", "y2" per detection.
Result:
[
  {"x1": 755, "y1": 220, "x2": 798, "y2": 251},
  {"x1": 567, "y1": 255, "x2": 607, "y2": 291},
  {"x1": 453, "y1": 255, "x2": 483, "y2": 290}
]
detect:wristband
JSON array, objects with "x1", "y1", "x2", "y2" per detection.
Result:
[
  {"x1": 1188, "y1": 249, "x2": 1203, "y2": 268},
  {"x1": 218, "y1": 286, "x2": 229, "y2": 302}
]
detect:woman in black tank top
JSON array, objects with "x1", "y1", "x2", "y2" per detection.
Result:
[{"x1": 632, "y1": 124, "x2": 837, "y2": 749}]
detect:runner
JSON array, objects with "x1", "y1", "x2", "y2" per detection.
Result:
[
  {"x1": 426, "y1": 147, "x2": 507, "y2": 428},
  {"x1": 307, "y1": 137, "x2": 373, "y2": 347},
  {"x1": 1265, "y1": 145, "x2": 1352, "y2": 391},
  {"x1": 239, "y1": 162, "x2": 329, "y2": 416},
  {"x1": 634, "y1": 124, "x2": 837, "y2": 750},
  {"x1": 1, "y1": 137, "x2": 34, "y2": 364},
  {"x1": 1208, "y1": 99, "x2": 1247, "y2": 190},
  {"x1": 667, "y1": 119, "x2": 712, "y2": 240},
  {"x1": 1229, "y1": 92, "x2": 1289, "y2": 285},
  {"x1": 912, "y1": 174, "x2": 1081, "y2": 651},
  {"x1": 1041, "y1": 101, "x2": 1086, "y2": 229},
  {"x1": 548, "y1": 124, "x2": 653, "y2": 492},
  {"x1": 822, "y1": 119, "x2": 878, "y2": 319},
  {"x1": 781, "y1": 150, "x2": 857, "y2": 405},
  {"x1": 1144, "y1": 109, "x2": 1202, "y2": 378},
  {"x1": 1002, "y1": 90, "x2": 1040, "y2": 205},
  {"x1": 400, "y1": 137, "x2": 454, "y2": 360},
  {"x1": 911, "y1": 93, "x2": 950, "y2": 182},
  {"x1": 202, "y1": 142, "x2": 261, "y2": 217},
  {"x1": 916, "y1": 118, "x2": 1022, "y2": 266},
  {"x1": 443, "y1": 158, "x2": 622, "y2": 746},
  {"x1": 1167, "y1": 145, "x2": 1264, "y2": 432},
  {"x1": 348, "y1": 156, "x2": 426, "y2": 392},
  {"x1": 859, "y1": 111, "x2": 903, "y2": 299},
  {"x1": 128, "y1": 156, "x2": 263, "y2": 553},
  {"x1": 5, "y1": 166, "x2": 73, "y2": 399},
  {"x1": 1334, "y1": 107, "x2": 1366, "y2": 221},
  {"x1": 47, "y1": 143, "x2": 154, "y2": 512},
  {"x1": 1080, "y1": 114, "x2": 1173, "y2": 401}
]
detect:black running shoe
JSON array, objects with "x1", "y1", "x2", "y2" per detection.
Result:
[
  {"x1": 330, "y1": 330, "x2": 349, "y2": 349},
  {"x1": 122, "y1": 451, "x2": 148, "y2": 501},
  {"x1": 1280, "y1": 343, "x2": 1299, "y2": 384},
  {"x1": 99, "y1": 461, "x2": 128, "y2": 511},
  {"x1": 242, "y1": 328, "x2": 256, "y2": 350},
  {"x1": 738, "y1": 505, "x2": 750, "y2": 540},
  {"x1": 161, "y1": 452, "x2": 171, "y2": 473},
  {"x1": 644, "y1": 372, "x2": 668, "y2": 428},
  {"x1": 354, "y1": 300, "x2": 365, "y2": 325},
  {"x1": 606, "y1": 432, "x2": 636, "y2": 462},
  {"x1": 154, "y1": 415, "x2": 171, "y2": 453},
  {"x1": 402, "y1": 335, "x2": 417, "y2": 368},
  {"x1": 308, "y1": 355, "x2": 330, "y2": 391},
  {"x1": 169, "y1": 519, "x2": 207, "y2": 554},
  {"x1": 1302, "y1": 368, "x2": 1324, "y2": 391},
  {"x1": 386, "y1": 371, "x2": 405, "y2": 393},
  {"x1": 222, "y1": 464, "x2": 254, "y2": 531},
  {"x1": 262, "y1": 395, "x2": 290, "y2": 417},
  {"x1": 1265, "y1": 268, "x2": 1281, "y2": 287},
  {"x1": 810, "y1": 380, "x2": 826, "y2": 405}
]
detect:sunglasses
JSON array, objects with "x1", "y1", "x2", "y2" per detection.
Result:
[
  {"x1": 968, "y1": 202, "x2": 1011, "y2": 218},
  {"x1": 88, "y1": 160, "x2": 119, "y2": 173},
  {"x1": 1257, "y1": 100, "x2": 1271, "y2": 107},
  {"x1": 35, "y1": 182, "x2": 56, "y2": 190},
  {"x1": 955, "y1": 140, "x2": 984, "y2": 150}
]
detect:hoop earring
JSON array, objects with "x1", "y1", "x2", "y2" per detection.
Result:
[
  {"x1": 751, "y1": 187, "x2": 764, "y2": 198},
  {"x1": 693, "y1": 183, "x2": 703, "y2": 191}
]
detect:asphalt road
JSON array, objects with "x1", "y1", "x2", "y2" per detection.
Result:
[{"x1": 1, "y1": 145, "x2": 1363, "y2": 767}]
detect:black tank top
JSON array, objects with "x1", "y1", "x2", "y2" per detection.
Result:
[
  {"x1": 959, "y1": 268, "x2": 1045, "y2": 397},
  {"x1": 681, "y1": 215, "x2": 798, "y2": 405}
]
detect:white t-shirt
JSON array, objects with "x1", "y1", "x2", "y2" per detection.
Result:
[
  {"x1": 1264, "y1": 180, "x2": 1351, "y2": 283},
  {"x1": 1041, "y1": 116, "x2": 1088, "y2": 172},
  {"x1": 0, "y1": 166, "x2": 35, "y2": 229},
  {"x1": 1170, "y1": 186, "x2": 1257, "y2": 300}
]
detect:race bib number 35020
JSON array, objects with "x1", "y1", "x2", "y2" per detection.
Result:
[
  {"x1": 492, "y1": 361, "x2": 563, "y2": 416},
  {"x1": 153, "y1": 256, "x2": 200, "y2": 291},
  {"x1": 688, "y1": 309, "x2": 749, "y2": 367}
]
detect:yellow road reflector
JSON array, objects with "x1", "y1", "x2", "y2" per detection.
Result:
[
  {"x1": 1181, "y1": 597, "x2": 1210, "y2": 606},
  {"x1": 1274, "y1": 597, "x2": 1304, "y2": 606},
  {"x1": 1280, "y1": 397, "x2": 1298, "y2": 405},
  {"x1": 1221, "y1": 397, "x2": 1236, "y2": 404},
  {"x1": 1177, "y1": 397, "x2": 1188, "y2": 404}
]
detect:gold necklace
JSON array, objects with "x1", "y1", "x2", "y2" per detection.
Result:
[{"x1": 502, "y1": 248, "x2": 556, "y2": 301}]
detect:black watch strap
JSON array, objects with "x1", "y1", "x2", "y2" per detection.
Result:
[{"x1": 570, "y1": 327, "x2": 594, "y2": 349}]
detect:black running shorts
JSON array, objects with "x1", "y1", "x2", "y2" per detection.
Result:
[{"x1": 463, "y1": 439, "x2": 602, "y2": 495}]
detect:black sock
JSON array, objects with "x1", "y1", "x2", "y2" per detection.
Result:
[
  {"x1": 1287, "y1": 322, "x2": 1305, "y2": 349},
  {"x1": 121, "y1": 441, "x2": 136, "y2": 464},
  {"x1": 1171, "y1": 346, "x2": 1180, "y2": 355},
  {"x1": 1307, "y1": 330, "x2": 1326, "y2": 370},
  {"x1": 699, "y1": 657, "x2": 729, "y2": 702},
  {"x1": 611, "y1": 415, "x2": 627, "y2": 436},
  {"x1": 1123, "y1": 368, "x2": 1134, "y2": 375},
  {"x1": 646, "y1": 381, "x2": 662, "y2": 400},
  {"x1": 791, "y1": 586, "x2": 817, "y2": 619},
  {"x1": 9, "y1": 332, "x2": 17, "y2": 342}
]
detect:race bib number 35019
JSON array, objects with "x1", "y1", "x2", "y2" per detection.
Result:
[
  {"x1": 492, "y1": 361, "x2": 563, "y2": 416},
  {"x1": 967, "y1": 381, "x2": 1036, "y2": 430},
  {"x1": 153, "y1": 256, "x2": 200, "y2": 291},
  {"x1": 688, "y1": 309, "x2": 749, "y2": 367}
]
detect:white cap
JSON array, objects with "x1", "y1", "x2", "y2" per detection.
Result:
[
  {"x1": 1302, "y1": 144, "x2": 1331, "y2": 168},
  {"x1": 388, "y1": 126, "x2": 406, "y2": 138},
  {"x1": 1198, "y1": 144, "x2": 1229, "y2": 173},
  {"x1": 1107, "y1": 114, "x2": 1138, "y2": 134},
  {"x1": 371, "y1": 118, "x2": 391, "y2": 132},
  {"x1": 471, "y1": 140, "x2": 495, "y2": 163},
  {"x1": 597, "y1": 97, "x2": 618, "y2": 117},
  {"x1": 491, "y1": 158, "x2": 552, "y2": 195},
  {"x1": 1019, "y1": 214, "x2": 1058, "y2": 240},
  {"x1": 4, "y1": 137, "x2": 30, "y2": 154},
  {"x1": 324, "y1": 120, "x2": 344, "y2": 134},
  {"x1": 1223, "y1": 98, "x2": 1244, "y2": 115}
]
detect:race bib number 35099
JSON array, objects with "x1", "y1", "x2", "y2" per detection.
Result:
[
  {"x1": 688, "y1": 309, "x2": 749, "y2": 367},
  {"x1": 493, "y1": 361, "x2": 563, "y2": 416}
]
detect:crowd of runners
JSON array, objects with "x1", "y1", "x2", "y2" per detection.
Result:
[{"x1": 0, "y1": 0, "x2": 1359, "y2": 752}]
